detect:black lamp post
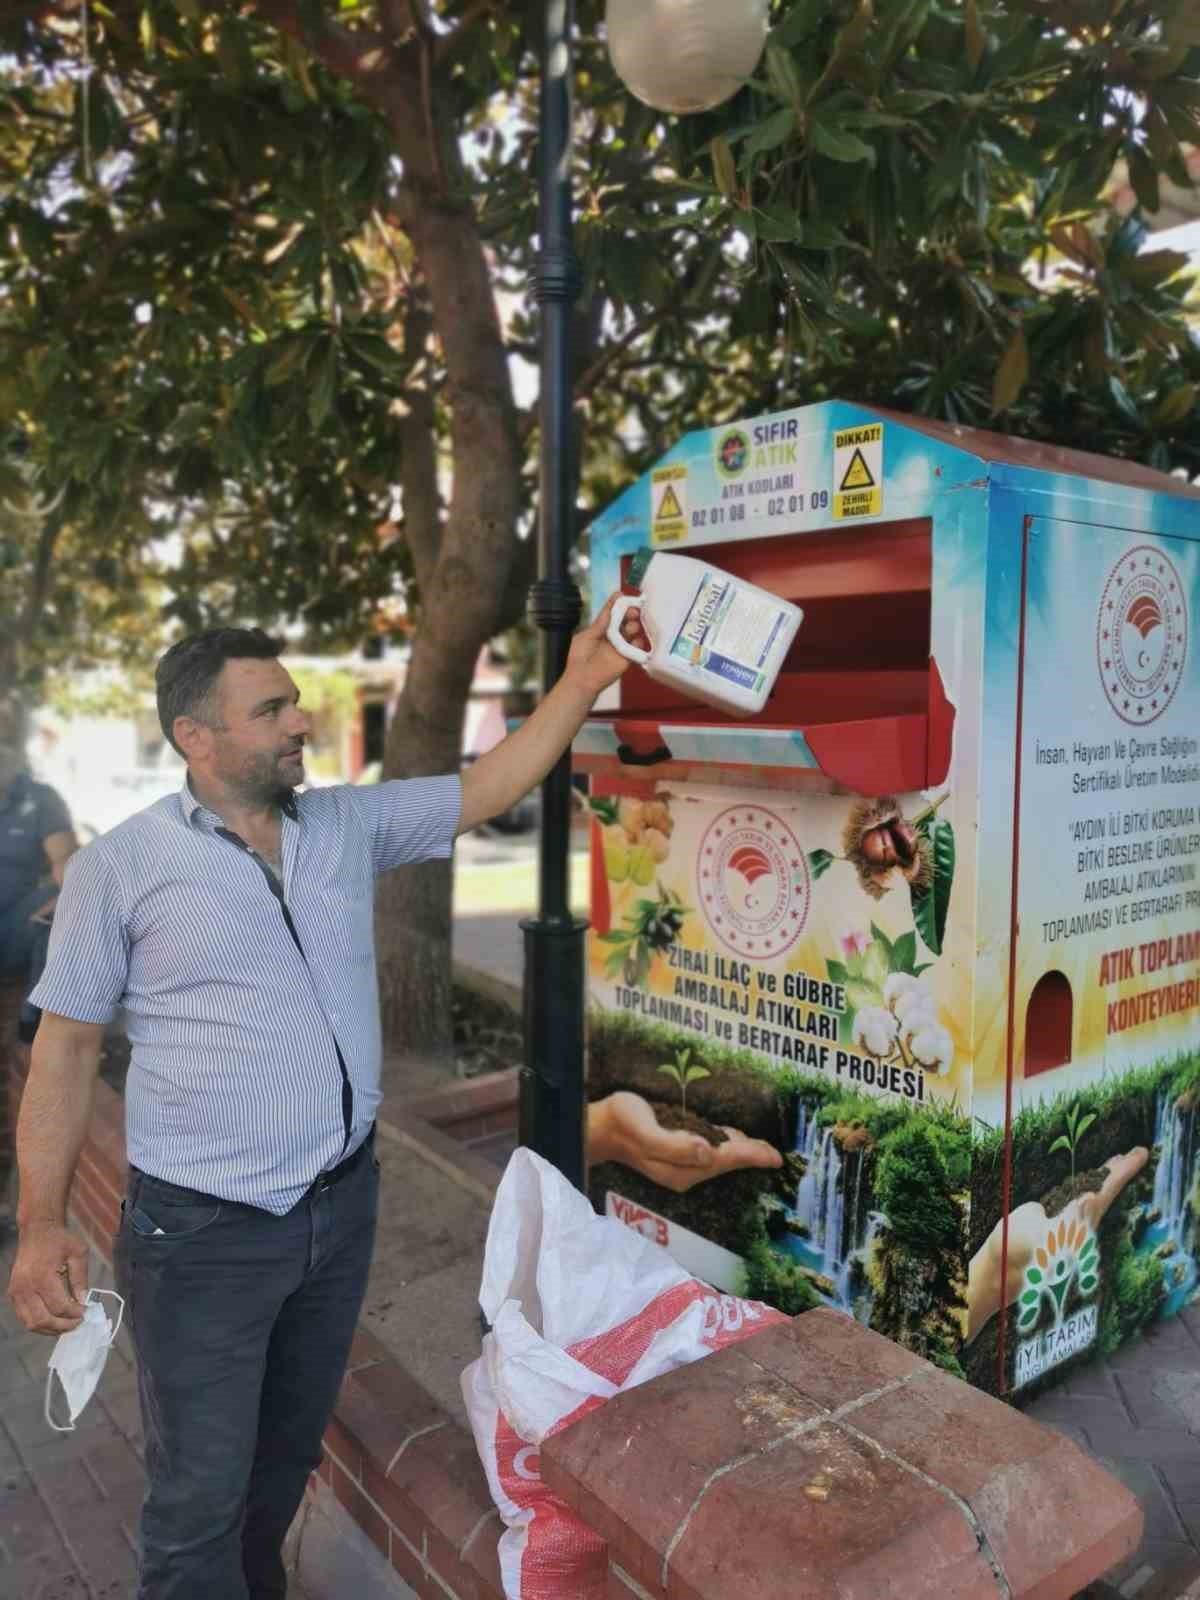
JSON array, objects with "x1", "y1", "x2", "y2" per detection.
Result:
[
  {"x1": 520, "y1": 0, "x2": 768, "y2": 1188},
  {"x1": 521, "y1": 0, "x2": 587, "y2": 1187}
]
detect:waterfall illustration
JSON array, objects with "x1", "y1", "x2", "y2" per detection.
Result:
[
  {"x1": 787, "y1": 1104, "x2": 887, "y2": 1319},
  {"x1": 1153, "y1": 1091, "x2": 1196, "y2": 1247},
  {"x1": 1138, "y1": 1090, "x2": 1200, "y2": 1318}
]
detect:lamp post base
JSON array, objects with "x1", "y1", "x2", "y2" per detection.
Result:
[{"x1": 519, "y1": 914, "x2": 588, "y2": 1190}]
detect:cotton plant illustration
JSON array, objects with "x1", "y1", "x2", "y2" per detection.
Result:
[
  {"x1": 828, "y1": 925, "x2": 953, "y2": 1077},
  {"x1": 809, "y1": 792, "x2": 955, "y2": 955}
]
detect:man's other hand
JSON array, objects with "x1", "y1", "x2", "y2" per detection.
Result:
[{"x1": 8, "y1": 1220, "x2": 89, "y2": 1334}]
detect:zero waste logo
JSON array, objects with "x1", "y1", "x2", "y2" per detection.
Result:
[
  {"x1": 1014, "y1": 1213, "x2": 1100, "y2": 1387},
  {"x1": 716, "y1": 428, "x2": 749, "y2": 479},
  {"x1": 1097, "y1": 546, "x2": 1188, "y2": 726},
  {"x1": 697, "y1": 805, "x2": 810, "y2": 960}
]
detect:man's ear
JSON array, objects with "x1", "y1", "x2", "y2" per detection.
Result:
[{"x1": 173, "y1": 717, "x2": 210, "y2": 764}]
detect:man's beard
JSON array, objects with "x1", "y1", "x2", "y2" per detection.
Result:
[{"x1": 220, "y1": 747, "x2": 303, "y2": 805}]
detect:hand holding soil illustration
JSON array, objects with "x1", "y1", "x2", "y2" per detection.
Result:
[
  {"x1": 587, "y1": 1091, "x2": 783, "y2": 1194},
  {"x1": 965, "y1": 1147, "x2": 1149, "y2": 1343}
]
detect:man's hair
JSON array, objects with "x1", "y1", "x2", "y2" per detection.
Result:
[{"x1": 156, "y1": 628, "x2": 282, "y2": 755}]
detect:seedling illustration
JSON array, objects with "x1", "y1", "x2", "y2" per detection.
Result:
[
  {"x1": 657, "y1": 1046, "x2": 710, "y2": 1116},
  {"x1": 1050, "y1": 1101, "x2": 1096, "y2": 1182}
]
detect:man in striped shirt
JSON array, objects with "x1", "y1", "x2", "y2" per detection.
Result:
[{"x1": 8, "y1": 598, "x2": 636, "y2": 1600}]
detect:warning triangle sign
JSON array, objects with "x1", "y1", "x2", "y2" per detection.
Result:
[
  {"x1": 839, "y1": 447, "x2": 875, "y2": 492},
  {"x1": 655, "y1": 484, "x2": 684, "y2": 521}
]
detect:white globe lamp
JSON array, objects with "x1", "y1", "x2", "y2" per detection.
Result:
[{"x1": 606, "y1": 0, "x2": 770, "y2": 115}]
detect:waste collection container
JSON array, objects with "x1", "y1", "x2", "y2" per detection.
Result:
[{"x1": 576, "y1": 399, "x2": 1200, "y2": 1395}]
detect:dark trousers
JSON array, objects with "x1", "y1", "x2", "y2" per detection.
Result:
[
  {"x1": 0, "y1": 879, "x2": 54, "y2": 984},
  {"x1": 113, "y1": 1133, "x2": 379, "y2": 1600}
]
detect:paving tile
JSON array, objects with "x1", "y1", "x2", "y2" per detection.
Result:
[
  {"x1": 0, "y1": 1421, "x2": 25, "y2": 1478},
  {"x1": 98, "y1": 1368, "x2": 144, "y2": 1448},
  {"x1": 1103, "y1": 1537, "x2": 1200, "y2": 1593},
  {"x1": 1090, "y1": 1458, "x2": 1191, "y2": 1547},
  {"x1": 1, "y1": 1478, "x2": 72, "y2": 1562},
  {"x1": 0, "y1": 1552, "x2": 89, "y2": 1598}
]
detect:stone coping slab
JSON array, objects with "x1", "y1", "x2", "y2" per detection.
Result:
[{"x1": 542, "y1": 1310, "x2": 1144, "y2": 1600}]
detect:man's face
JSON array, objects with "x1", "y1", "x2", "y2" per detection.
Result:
[{"x1": 191, "y1": 658, "x2": 312, "y2": 803}]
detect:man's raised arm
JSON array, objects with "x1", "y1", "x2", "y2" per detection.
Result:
[{"x1": 458, "y1": 594, "x2": 638, "y2": 836}]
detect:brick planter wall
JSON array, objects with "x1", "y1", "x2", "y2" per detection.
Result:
[{"x1": 4, "y1": 1035, "x2": 506, "y2": 1600}]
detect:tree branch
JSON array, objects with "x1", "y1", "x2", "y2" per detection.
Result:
[
  {"x1": 251, "y1": 0, "x2": 397, "y2": 106},
  {"x1": 515, "y1": 307, "x2": 673, "y2": 446},
  {"x1": 396, "y1": 290, "x2": 441, "y2": 589},
  {"x1": 435, "y1": 0, "x2": 501, "y2": 67},
  {"x1": 19, "y1": 506, "x2": 66, "y2": 651}
]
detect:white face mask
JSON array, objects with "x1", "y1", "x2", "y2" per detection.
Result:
[{"x1": 44, "y1": 1289, "x2": 125, "y2": 1433}]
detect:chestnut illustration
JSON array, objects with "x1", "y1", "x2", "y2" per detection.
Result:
[{"x1": 843, "y1": 797, "x2": 930, "y2": 900}]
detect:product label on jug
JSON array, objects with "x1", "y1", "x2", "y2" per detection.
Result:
[{"x1": 670, "y1": 572, "x2": 787, "y2": 691}]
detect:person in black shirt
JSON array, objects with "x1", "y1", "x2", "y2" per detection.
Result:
[{"x1": 0, "y1": 741, "x2": 78, "y2": 1039}]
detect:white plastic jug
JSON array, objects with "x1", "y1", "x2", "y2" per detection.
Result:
[{"x1": 607, "y1": 549, "x2": 803, "y2": 718}]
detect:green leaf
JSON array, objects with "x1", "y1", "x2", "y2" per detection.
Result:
[
  {"x1": 844, "y1": 977, "x2": 884, "y2": 1013},
  {"x1": 1154, "y1": 385, "x2": 1197, "y2": 428},
  {"x1": 862, "y1": 939, "x2": 890, "y2": 990},
  {"x1": 742, "y1": 107, "x2": 797, "y2": 163},
  {"x1": 771, "y1": 0, "x2": 827, "y2": 48},
  {"x1": 634, "y1": 942, "x2": 651, "y2": 988},
  {"x1": 1074, "y1": 1112, "x2": 1097, "y2": 1143},
  {"x1": 264, "y1": 338, "x2": 310, "y2": 388},
  {"x1": 891, "y1": 931, "x2": 917, "y2": 975},
  {"x1": 753, "y1": 204, "x2": 801, "y2": 244},
  {"x1": 1027, "y1": 1266, "x2": 1042, "y2": 1284},
  {"x1": 826, "y1": 959, "x2": 849, "y2": 986},
  {"x1": 809, "y1": 120, "x2": 875, "y2": 165},
  {"x1": 710, "y1": 136, "x2": 738, "y2": 201},
  {"x1": 597, "y1": 930, "x2": 634, "y2": 945},
  {"x1": 765, "y1": 43, "x2": 803, "y2": 108},
  {"x1": 1079, "y1": 1273, "x2": 1098, "y2": 1294},
  {"x1": 685, "y1": 1066, "x2": 711, "y2": 1086},
  {"x1": 308, "y1": 344, "x2": 337, "y2": 431},
  {"x1": 1049, "y1": 1135, "x2": 1072, "y2": 1157},
  {"x1": 808, "y1": 848, "x2": 835, "y2": 879},
  {"x1": 911, "y1": 815, "x2": 954, "y2": 955},
  {"x1": 1020, "y1": 1289, "x2": 1039, "y2": 1307},
  {"x1": 991, "y1": 326, "x2": 1029, "y2": 414},
  {"x1": 1120, "y1": 249, "x2": 1190, "y2": 287},
  {"x1": 963, "y1": 0, "x2": 986, "y2": 70},
  {"x1": 869, "y1": 923, "x2": 894, "y2": 961},
  {"x1": 657, "y1": 1063, "x2": 682, "y2": 1085},
  {"x1": 1127, "y1": 143, "x2": 1161, "y2": 214}
]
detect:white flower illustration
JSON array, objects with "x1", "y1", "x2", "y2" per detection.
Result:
[
  {"x1": 893, "y1": 981, "x2": 937, "y2": 1029},
  {"x1": 907, "y1": 1021, "x2": 954, "y2": 1077},
  {"x1": 852, "y1": 1006, "x2": 899, "y2": 1059},
  {"x1": 882, "y1": 972, "x2": 920, "y2": 1013}
]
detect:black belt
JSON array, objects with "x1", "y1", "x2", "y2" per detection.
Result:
[{"x1": 309, "y1": 1124, "x2": 375, "y2": 1194}]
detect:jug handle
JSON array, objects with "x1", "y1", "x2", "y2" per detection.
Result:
[{"x1": 607, "y1": 595, "x2": 652, "y2": 664}]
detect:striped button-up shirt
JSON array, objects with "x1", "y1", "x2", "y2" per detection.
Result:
[{"x1": 31, "y1": 775, "x2": 461, "y2": 1214}]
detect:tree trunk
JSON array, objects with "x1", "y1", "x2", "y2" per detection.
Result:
[
  {"x1": 370, "y1": 56, "x2": 523, "y2": 1061},
  {"x1": 254, "y1": 9, "x2": 525, "y2": 1062}
]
